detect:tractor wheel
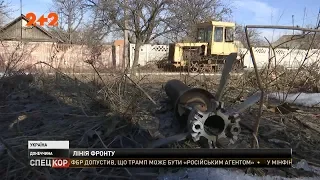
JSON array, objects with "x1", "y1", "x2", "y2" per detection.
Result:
[
  {"x1": 190, "y1": 62, "x2": 199, "y2": 73},
  {"x1": 206, "y1": 65, "x2": 213, "y2": 73},
  {"x1": 199, "y1": 64, "x2": 206, "y2": 73}
]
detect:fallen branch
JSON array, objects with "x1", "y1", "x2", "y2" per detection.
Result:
[
  {"x1": 124, "y1": 74, "x2": 157, "y2": 105},
  {"x1": 293, "y1": 115, "x2": 320, "y2": 134}
]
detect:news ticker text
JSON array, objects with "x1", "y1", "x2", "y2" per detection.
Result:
[
  {"x1": 28, "y1": 141, "x2": 292, "y2": 168},
  {"x1": 30, "y1": 158, "x2": 292, "y2": 168},
  {"x1": 29, "y1": 148, "x2": 292, "y2": 159}
]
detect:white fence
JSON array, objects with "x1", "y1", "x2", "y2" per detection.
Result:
[
  {"x1": 129, "y1": 43, "x2": 320, "y2": 69},
  {"x1": 129, "y1": 44, "x2": 169, "y2": 67},
  {"x1": 240, "y1": 48, "x2": 320, "y2": 69}
]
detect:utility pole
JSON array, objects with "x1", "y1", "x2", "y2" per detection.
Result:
[
  {"x1": 317, "y1": 7, "x2": 320, "y2": 28},
  {"x1": 123, "y1": 0, "x2": 129, "y2": 70},
  {"x1": 292, "y1": 15, "x2": 294, "y2": 35},
  {"x1": 122, "y1": 0, "x2": 129, "y2": 94},
  {"x1": 20, "y1": 0, "x2": 23, "y2": 40},
  {"x1": 302, "y1": 7, "x2": 306, "y2": 27}
]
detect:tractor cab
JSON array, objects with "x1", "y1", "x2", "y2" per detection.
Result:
[{"x1": 196, "y1": 21, "x2": 236, "y2": 56}]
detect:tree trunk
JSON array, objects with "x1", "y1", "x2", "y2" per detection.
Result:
[
  {"x1": 123, "y1": 0, "x2": 129, "y2": 69},
  {"x1": 131, "y1": 41, "x2": 142, "y2": 76},
  {"x1": 123, "y1": 31, "x2": 129, "y2": 69}
]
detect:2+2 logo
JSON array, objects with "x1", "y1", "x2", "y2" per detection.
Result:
[{"x1": 25, "y1": 12, "x2": 59, "y2": 27}]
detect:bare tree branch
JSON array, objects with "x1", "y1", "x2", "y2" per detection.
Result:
[
  {"x1": 86, "y1": 0, "x2": 174, "y2": 75},
  {"x1": 167, "y1": 0, "x2": 232, "y2": 41},
  {"x1": 50, "y1": 0, "x2": 87, "y2": 43},
  {"x1": 235, "y1": 24, "x2": 264, "y2": 48},
  {"x1": 0, "y1": 0, "x2": 12, "y2": 26}
]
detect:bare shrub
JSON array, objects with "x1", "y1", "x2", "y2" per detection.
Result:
[{"x1": 0, "y1": 41, "x2": 38, "y2": 76}]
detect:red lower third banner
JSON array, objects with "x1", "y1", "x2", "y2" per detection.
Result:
[{"x1": 29, "y1": 158, "x2": 292, "y2": 168}]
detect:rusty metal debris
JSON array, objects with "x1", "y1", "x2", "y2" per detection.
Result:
[{"x1": 150, "y1": 53, "x2": 261, "y2": 148}]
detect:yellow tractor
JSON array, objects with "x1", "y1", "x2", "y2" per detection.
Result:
[{"x1": 168, "y1": 21, "x2": 241, "y2": 72}]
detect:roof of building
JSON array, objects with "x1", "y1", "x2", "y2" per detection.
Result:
[
  {"x1": 272, "y1": 33, "x2": 320, "y2": 50},
  {"x1": 0, "y1": 14, "x2": 64, "y2": 42}
]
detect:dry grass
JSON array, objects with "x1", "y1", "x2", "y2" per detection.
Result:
[{"x1": 0, "y1": 64, "x2": 166, "y2": 179}]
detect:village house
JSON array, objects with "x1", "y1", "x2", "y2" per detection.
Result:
[{"x1": 0, "y1": 14, "x2": 63, "y2": 42}]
